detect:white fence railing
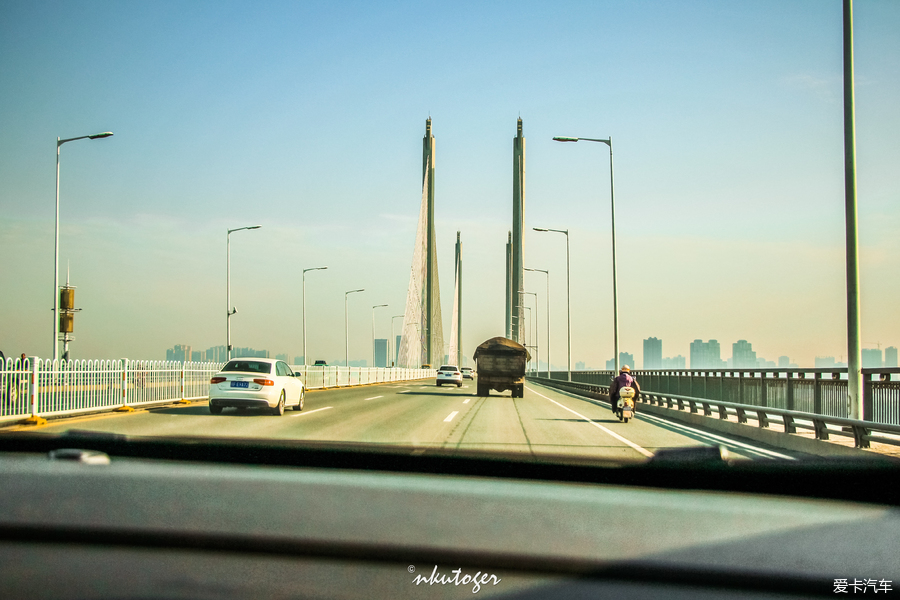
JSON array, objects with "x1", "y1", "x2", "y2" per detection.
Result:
[
  {"x1": 290, "y1": 365, "x2": 434, "y2": 390},
  {"x1": 1, "y1": 358, "x2": 435, "y2": 424}
]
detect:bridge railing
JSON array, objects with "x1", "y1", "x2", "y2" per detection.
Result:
[
  {"x1": 533, "y1": 368, "x2": 900, "y2": 425},
  {"x1": 1, "y1": 358, "x2": 435, "y2": 424},
  {"x1": 528, "y1": 374, "x2": 900, "y2": 450},
  {"x1": 290, "y1": 365, "x2": 434, "y2": 390}
]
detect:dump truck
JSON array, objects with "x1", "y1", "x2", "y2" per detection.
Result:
[{"x1": 473, "y1": 337, "x2": 531, "y2": 398}]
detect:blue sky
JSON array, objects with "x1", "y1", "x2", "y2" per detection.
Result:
[{"x1": 1, "y1": 1, "x2": 898, "y2": 367}]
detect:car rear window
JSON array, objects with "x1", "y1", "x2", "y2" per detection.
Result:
[
  {"x1": 222, "y1": 360, "x2": 273, "y2": 374},
  {"x1": 439, "y1": 366, "x2": 458, "y2": 371}
]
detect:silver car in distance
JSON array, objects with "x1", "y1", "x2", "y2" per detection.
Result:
[
  {"x1": 208, "y1": 358, "x2": 304, "y2": 416},
  {"x1": 436, "y1": 365, "x2": 463, "y2": 387}
]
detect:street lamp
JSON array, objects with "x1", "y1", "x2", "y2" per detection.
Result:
[
  {"x1": 525, "y1": 267, "x2": 550, "y2": 379},
  {"x1": 519, "y1": 290, "x2": 538, "y2": 376},
  {"x1": 226, "y1": 225, "x2": 261, "y2": 360},
  {"x1": 345, "y1": 289, "x2": 365, "y2": 367},
  {"x1": 53, "y1": 131, "x2": 114, "y2": 361},
  {"x1": 391, "y1": 315, "x2": 404, "y2": 368},
  {"x1": 553, "y1": 134, "x2": 619, "y2": 372},
  {"x1": 372, "y1": 304, "x2": 388, "y2": 367},
  {"x1": 302, "y1": 266, "x2": 328, "y2": 366},
  {"x1": 534, "y1": 227, "x2": 571, "y2": 381}
]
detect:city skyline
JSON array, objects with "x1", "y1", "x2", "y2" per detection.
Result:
[{"x1": 1, "y1": 2, "x2": 898, "y2": 369}]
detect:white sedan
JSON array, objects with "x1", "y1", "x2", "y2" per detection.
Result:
[
  {"x1": 208, "y1": 358, "x2": 304, "y2": 416},
  {"x1": 436, "y1": 365, "x2": 463, "y2": 387}
]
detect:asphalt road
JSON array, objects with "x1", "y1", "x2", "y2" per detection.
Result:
[{"x1": 23, "y1": 378, "x2": 799, "y2": 462}]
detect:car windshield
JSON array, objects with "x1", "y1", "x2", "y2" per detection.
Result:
[
  {"x1": 221, "y1": 360, "x2": 272, "y2": 374},
  {"x1": 2, "y1": 3, "x2": 898, "y2": 469}
]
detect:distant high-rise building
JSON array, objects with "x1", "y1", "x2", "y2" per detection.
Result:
[
  {"x1": 275, "y1": 353, "x2": 289, "y2": 362},
  {"x1": 690, "y1": 339, "x2": 725, "y2": 369},
  {"x1": 732, "y1": 340, "x2": 757, "y2": 369},
  {"x1": 576, "y1": 361, "x2": 586, "y2": 370},
  {"x1": 233, "y1": 347, "x2": 269, "y2": 358},
  {"x1": 294, "y1": 356, "x2": 303, "y2": 366},
  {"x1": 374, "y1": 339, "x2": 388, "y2": 368},
  {"x1": 815, "y1": 356, "x2": 837, "y2": 368},
  {"x1": 395, "y1": 335, "x2": 401, "y2": 367},
  {"x1": 643, "y1": 337, "x2": 662, "y2": 369},
  {"x1": 191, "y1": 351, "x2": 201, "y2": 362},
  {"x1": 204, "y1": 346, "x2": 227, "y2": 363},
  {"x1": 167, "y1": 344, "x2": 192, "y2": 362},
  {"x1": 662, "y1": 355, "x2": 686, "y2": 369},
  {"x1": 778, "y1": 356, "x2": 790, "y2": 368},
  {"x1": 606, "y1": 353, "x2": 634, "y2": 371},
  {"x1": 862, "y1": 348, "x2": 883, "y2": 368},
  {"x1": 886, "y1": 347, "x2": 898, "y2": 368}
]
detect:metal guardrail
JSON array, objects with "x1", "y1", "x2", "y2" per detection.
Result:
[
  {"x1": 533, "y1": 368, "x2": 900, "y2": 425},
  {"x1": 1, "y1": 358, "x2": 435, "y2": 424},
  {"x1": 528, "y1": 375, "x2": 900, "y2": 450}
]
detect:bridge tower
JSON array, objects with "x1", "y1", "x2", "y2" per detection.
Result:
[
  {"x1": 397, "y1": 118, "x2": 443, "y2": 368},
  {"x1": 511, "y1": 118, "x2": 526, "y2": 344},
  {"x1": 448, "y1": 231, "x2": 463, "y2": 366}
]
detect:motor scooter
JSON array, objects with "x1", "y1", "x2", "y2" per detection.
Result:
[{"x1": 616, "y1": 386, "x2": 636, "y2": 423}]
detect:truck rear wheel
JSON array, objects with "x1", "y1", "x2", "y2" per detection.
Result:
[{"x1": 477, "y1": 384, "x2": 488, "y2": 397}]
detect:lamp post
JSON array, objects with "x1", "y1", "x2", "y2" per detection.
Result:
[
  {"x1": 553, "y1": 135, "x2": 619, "y2": 372},
  {"x1": 302, "y1": 266, "x2": 328, "y2": 366},
  {"x1": 372, "y1": 304, "x2": 388, "y2": 367},
  {"x1": 519, "y1": 290, "x2": 538, "y2": 375},
  {"x1": 345, "y1": 289, "x2": 365, "y2": 367},
  {"x1": 842, "y1": 0, "x2": 863, "y2": 420},
  {"x1": 534, "y1": 228, "x2": 570, "y2": 381},
  {"x1": 53, "y1": 131, "x2": 113, "y2": 362},
  {"x1": 525, "y1": 268, "x2": 550, "y2": 379},
  {"x1": 226, "y1": 225, "x2": 261, "y2": 360},
  {"x1": 391, "y1": 315, "x2": 404, "y2": 368}
]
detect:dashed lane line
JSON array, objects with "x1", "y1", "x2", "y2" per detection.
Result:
[
  {"x1": 364, "y1": 396, "x2": 383, "y2": 401},
  {"x1": 444, "y1": 411, "x2": 459, "y2": 423},
  {"x1": 463, "y1": 399, "x2": 471, "y2": 404},
  {"x1": 289, "y1": 406, "x2": 333, "y2": 417},
  {"x1": 525, "y1": 386, "x2": 654, "y2": 458}
]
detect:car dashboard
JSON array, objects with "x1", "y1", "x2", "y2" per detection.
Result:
[{"x1": 0, "y1": 432, "x2": 898, "y2": 599}]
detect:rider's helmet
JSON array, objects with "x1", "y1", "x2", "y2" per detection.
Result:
[{"x1": 620, "y1": 365, "x2": 631, "y2": 373}]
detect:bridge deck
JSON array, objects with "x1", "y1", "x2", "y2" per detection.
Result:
[{"x1": 17, "y1": 380, "x2": 802, "y2": 462}]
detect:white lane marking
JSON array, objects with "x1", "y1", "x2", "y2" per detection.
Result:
[
  {"x1": 444, "y1": 411, "x2": 459, "y2": 422},
  {"x1": 525, "y1": 386, "x2": 654, "y2": 458},
  {"x1": 289, "y1": 406, "x2": 333, "y2": 417},
  {"x1": 463, "y1": 399, "x2": 471, "y2": 404},
  {"x1": 365, "y1": 395, "x2": 383, "y2": 401},
  {"x1": 636, "y1": 410, "x2": 796, "y2": 460},
  {"x1": 536, "y1": 383, "x2": 797, "y2": 461}
]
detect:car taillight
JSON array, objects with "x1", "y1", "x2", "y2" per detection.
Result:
[
  {"x1": 210, "y1": 377, "x2": 226, "y2": 384},
  {"x1": 254, "y1": 378, "x2": 275, "y2": 386}
]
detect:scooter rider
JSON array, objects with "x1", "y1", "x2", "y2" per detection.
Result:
[{"x1": 609, "y1": 365, "x2": 640, "y2": 416}]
